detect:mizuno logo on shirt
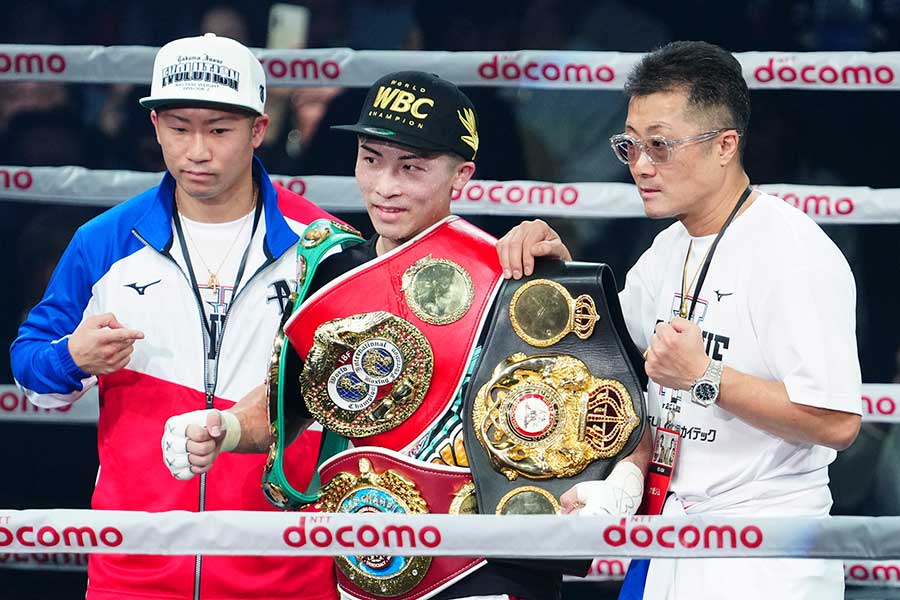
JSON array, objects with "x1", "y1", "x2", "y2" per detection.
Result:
[
  {"x1": 714, "y1": 290, "x2": 734, "y2": 301},
  {"x1": 124, "y1": 279, "x2": 162, "y2": 295}
]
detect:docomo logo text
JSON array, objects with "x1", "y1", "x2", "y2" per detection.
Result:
[
  {"x1": 0, "y1": 389, "x2": 71, "y2": 414},
  {"x1": 271, "y1": 177, "x2": 307, "y2": 197},
  {"x1": 862, "y1": 394, "x2": 896, "y2": 417},
  {"x1": 768, "y1": 190, "x2": 854, "y2": 216},
  {"x1": 0, "y1": 168, "x2": 33, "y2": 190},
  {"x1": 479, "y1": 55, "x2": 617, "y2": 84},
  {"x1": 259, "y1": 57, "x2": 340, "y2": 81},
  {"x1": 0, "y1": 525, "x2": 123, "y2": 548},
  {"x1": 754, "y1": 57, "x2": 894, "y2": 86},
  {"x1": 283, "y1": 516, "x2": 442, "y2": 549},
  {"x1": 602, "y1": 518, "x2": 763, "y2": 550},
  {"x1": 588, "y1": 558, "x2": 627, "y2": 577},
  {"x1": 845, "y1": 563, "x2": 900, "y2": 583},
  {"x1": 453, "y1": 182, "x2": 579, "y2": 206},
  {"x1": 0, "y1": 52, "x2": 66, "y2": 75}
]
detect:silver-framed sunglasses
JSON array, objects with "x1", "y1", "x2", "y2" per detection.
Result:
[{"x1": 609, "y1": 128, "x2": 739, "y2": 165}]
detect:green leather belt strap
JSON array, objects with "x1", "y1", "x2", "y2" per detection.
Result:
[{"x1": 262, "y1": 219, "x2": 364, "y2": 510}]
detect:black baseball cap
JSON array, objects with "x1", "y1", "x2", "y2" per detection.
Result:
[{"x1": 333, "y1": 71, "x2": 479, "y2": 160}]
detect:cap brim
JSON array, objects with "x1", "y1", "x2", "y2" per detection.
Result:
[
  {"x1": 331, "y1": 124, "x2": 452, "y2": 154},
  {"x1": 139, "y1": 96, "x2": 261, "y2": 115}
]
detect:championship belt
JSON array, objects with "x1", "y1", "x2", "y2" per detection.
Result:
[
  {"x1": 463, "y1": 260, "x2": 646, "y2": 520},
  {"x1": 319, "y1": 447, "x2": 483, "y2": 600},
  {"x1": 284, "y1": 216, "x2": 502, "y2": 452},
  {"x1": 263, "y1": 219, "x2": 365, "y2": 510}
]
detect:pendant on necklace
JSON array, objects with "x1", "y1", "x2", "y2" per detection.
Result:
[{"x1": 207, "y1": 272, "x2": 219, "y2": 292}]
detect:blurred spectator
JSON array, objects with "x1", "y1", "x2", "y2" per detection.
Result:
[
  {"x1": 201, "y1": 3, "x2": 251, "y2": 44},
  {"x1": 1, "y1": 109, "x2": 103, "y2": 168}
]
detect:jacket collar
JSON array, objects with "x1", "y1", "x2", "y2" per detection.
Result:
[{"x1": 133, "y1": 156, "x2": 299, "y2": 258}]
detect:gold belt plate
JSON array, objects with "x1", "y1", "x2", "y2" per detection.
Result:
[
  {"x1": 472, "y1": 353, "x2": 639, "y2": 480},
  {"x1": 509, "y1": 279, "x2": 600, "y2": 347}
]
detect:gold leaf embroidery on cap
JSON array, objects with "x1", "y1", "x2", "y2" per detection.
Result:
[{"x1": 458, "y1": 108, "x2": 479, "y2": 156}]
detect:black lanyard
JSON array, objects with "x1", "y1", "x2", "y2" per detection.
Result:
[
  {"x1": 682, "y1": 186, "x2": 752, "y2": 321},
  {"x1": 172, "y1": 192, "x2": 263, "y2": 338}
]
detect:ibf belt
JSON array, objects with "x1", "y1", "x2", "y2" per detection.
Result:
[
  {"x1": 463, "y1": 261, "x2": 646, "y2": 520},
  {"x1": 319, "y1": 447, "x2": 483, "y2": 600},
  {"x1": 285, "y1": 216, "x2": 502, "y2": 451}
]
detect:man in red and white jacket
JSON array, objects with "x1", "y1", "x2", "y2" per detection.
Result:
[{"x1": 11, "y1": 33, "x2": 338, "y2": 600}]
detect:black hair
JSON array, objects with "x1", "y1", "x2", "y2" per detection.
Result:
[{"x1": 625, "y1": 41, "x2": 750, "y2": 151}]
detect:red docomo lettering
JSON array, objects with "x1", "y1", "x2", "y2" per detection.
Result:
[
  {"x1": 478, "y1": 55, "x2": 616, "y2": 84},
  {"x1": 259, "y1": 58, "x2": 340, "y2": 81},
  {"x1": 0, "y1": 169, "x2": 33, "y2": 190},
  {"x1": 601, "y1": 518, "x2": 763, "y2": 550},
  {"x1": 754, "y1": 58, "x2": 894, "y2": 86},
  {"x1": 0, "y1": 53, "x2": 66, "y2": 75},
  {"x1": 452, "y1": 183, "x2": 578, "y2": 206},
  {"x1": 0, "y1": 525, "x2": 123, "y2": 548},
  {"x1": 0, "y1": 390, "x2": 71, "y2": 413},
  {"x1": 271, "y1": 177, "x2": 307, "y2": 196},
  {"x1": 588, "y1": 558, "x2": 627, "y2": 576},
  {"x1": 283, "y1": 517, "x2": 441, "y2": 549},
  {"x1": 769, "y1": 191, "x2": 854, "y2": 216},
  {"x1": 862, "y1": 395, "x2": 896, "y2": 416},
  {"x1": 845, "y1": 563, "x2": 900, "y2": 582}
]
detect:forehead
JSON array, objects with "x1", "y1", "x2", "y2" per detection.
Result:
[
  {"x1": 357, "y1": 137, "x2": 440, "y2": 159},
  {"x1": 157, "y1": 106, "x2": 249, "y2": 123},
  {"x1": 625, "y1": 89, "x2": 694, "y2": 134}
]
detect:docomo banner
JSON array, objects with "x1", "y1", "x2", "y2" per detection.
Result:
[
  {"x1": 1, "y1": 44, "x2": 899, "y2": 90},
  {"x1": 2, "y1": 510, "x2": 900, "y2": 559},
  {"x1": 2, "y1": 166, "x2": 900, "y2": 225},
  {"x1": 0, "y1": 385, "x2": 97, "y2": 424}
]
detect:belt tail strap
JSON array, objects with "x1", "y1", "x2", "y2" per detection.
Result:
[{"x1": 262, "y1": 219, "x2": 364, "y2": 509}]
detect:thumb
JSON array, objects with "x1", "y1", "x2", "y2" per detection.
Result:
[
  {"x1": 559, "y1": 484, "x2": 581, "y2": 513},
  {"x1": 206, "y1": 410, "x2": 224, "y2": 439},
  {"x1": 669, "y1": 316, "x2": 692, "y2": 333}
]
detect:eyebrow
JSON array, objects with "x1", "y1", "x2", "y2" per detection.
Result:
[
  {"x1": 625, "y1": 122, "x2": 672, "y2": 135},
  {"x1": 163, "y1": 113, "x2": 241, "y2": 125}
]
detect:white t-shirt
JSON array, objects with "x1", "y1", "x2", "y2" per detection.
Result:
[{"x1": 620, "y1": 193, "x2": 862, "y2": 516}]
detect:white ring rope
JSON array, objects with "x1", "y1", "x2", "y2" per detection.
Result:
[
  {"x1": 0, "y1": 45, "x2": 898, "y2": 90},
  {"x1": 0, "y1": 511, "x2": 899, "y2": 560},
  {"x1": 0, "y1": 166, "x2": 894, "y2": 223}
]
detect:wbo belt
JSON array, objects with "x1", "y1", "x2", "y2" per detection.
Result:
[
  {"x1": 463, "y1": 260, "x2": 646, "y2": 519},
  {"x1": 284, "y1": 216, "x2": 502, "y2": 451},
  {"x1": 319, "y1": 447, "x2": 483, "y2": 600}
]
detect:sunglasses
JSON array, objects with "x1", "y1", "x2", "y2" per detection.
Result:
[{"x1": 609, "y1": 128, "x2": 738, "y2": 165}]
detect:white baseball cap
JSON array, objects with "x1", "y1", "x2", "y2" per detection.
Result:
[{"x1": 140, "y1": 33, "x2": 266, "y2": 115}]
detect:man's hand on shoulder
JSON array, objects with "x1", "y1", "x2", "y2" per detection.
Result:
[
  {"x1": 161, "y1": 409, "x2": 242, "y2": 480},
  {"x1": 68, "y1": 313, "x2": 144, "y2": 375},
  {"x1": 496, "y1": 219, "x2": 572, "y2": 280}
]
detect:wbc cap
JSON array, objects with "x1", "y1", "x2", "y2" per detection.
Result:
[
  {"x1": 333, "y1": 71, "x2": 479, "y2": 160},
  {"x1": 140, "y1": 33, "x2": 266, "y2": 115}
]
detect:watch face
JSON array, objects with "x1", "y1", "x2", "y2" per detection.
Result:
[{"x1": 694, "y1": 381, "x2": 718, "y2": 405}]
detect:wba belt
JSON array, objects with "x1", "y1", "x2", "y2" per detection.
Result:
[
  {"x1": 285, "y1": 216, "x2": 503, "y2": 451},
  {"x1": 319, "y1": 447, "x2": 483, "y2": 600},
  {"x1": 463, "y1": 260, "x2": 646, "y2": 520}
]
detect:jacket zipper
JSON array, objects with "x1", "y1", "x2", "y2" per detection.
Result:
[{"x1": 133, "y1": 229, "x2": 278, "y2": 600}]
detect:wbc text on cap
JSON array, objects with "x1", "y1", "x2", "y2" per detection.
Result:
[
  {"x1": 140, "y1": 33, "x2": 267, "y2": 115},
  {"x1": 332, "y1": 71, "x2": 479, "y2": 161}
]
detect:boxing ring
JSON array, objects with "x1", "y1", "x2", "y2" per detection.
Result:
[{"x1": 1, "y1": 44, "x2": 899, "y2": 589}]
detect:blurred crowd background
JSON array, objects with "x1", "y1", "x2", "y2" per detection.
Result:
[{"x1": 1, "y1": 1, "x2": 898, "y2": 598}]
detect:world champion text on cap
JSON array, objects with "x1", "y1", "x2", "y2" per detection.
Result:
[{"x1": 161, "y1": 59, "x2": 240, "y2": 91}]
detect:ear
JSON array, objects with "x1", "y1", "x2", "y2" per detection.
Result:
[
  {"x1": 718, "y1": 129, "x2": 741, "y2": 166},
  {"x1": 451, "y1": 161, "x2": 476, "y2": 192},
  {"x1": 250, "y1": 114, "x2": 270, "y2": 149},
  {"x1": 150, "y1": 110, "x2": 161, "y2": 145}
]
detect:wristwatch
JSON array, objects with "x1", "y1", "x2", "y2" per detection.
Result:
[{"x1": 690, "y1": 359, "x2": 723, "y2": 407}]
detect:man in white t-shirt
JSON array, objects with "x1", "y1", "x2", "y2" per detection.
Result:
[{"x1": 497, "y1": 40, "x2": 862, "y2": 600}]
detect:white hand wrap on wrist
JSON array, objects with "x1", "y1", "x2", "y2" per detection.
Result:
[
  {"x1": 573, "y1": 460, "x2": 644, "y2": 517},
  {"x1": 160, "y1": 409, "x2": 241, "y2": 480}
]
